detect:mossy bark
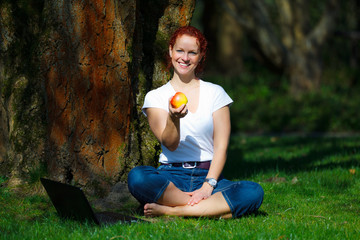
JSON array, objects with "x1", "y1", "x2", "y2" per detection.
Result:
[
  {"x1": 0, "y1": 1, "x2": 47, "y2": 186},
  {"x1": 0, "y1": 0, "x2": 195, "y2": 193}
]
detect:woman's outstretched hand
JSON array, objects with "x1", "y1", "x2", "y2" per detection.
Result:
[
  {"x1": 168, "y1": 97, "x2": 188, "y2": 119},
  {"x1": 185, "y1": 183, "x2": 214, "y2": 206}
]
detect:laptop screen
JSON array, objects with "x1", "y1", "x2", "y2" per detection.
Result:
[{"x1": 40, "y1": 178, "x2": 99, "y2": 224}]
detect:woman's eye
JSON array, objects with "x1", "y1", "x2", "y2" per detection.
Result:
[
  {"x1": 189, "y1": 52, "x2": 197, "y2": 55},
  {"x1": 176, "y1": 50, "x2": 183, "y2": 53}
]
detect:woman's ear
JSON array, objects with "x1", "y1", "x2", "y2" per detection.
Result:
[{"x1": 169, "y1": 46, "x2": 172, "y2": 58}]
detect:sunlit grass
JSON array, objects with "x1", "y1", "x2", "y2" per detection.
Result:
[{"x1": 1, "y1": 136, "x2": 359, "y2": 239}]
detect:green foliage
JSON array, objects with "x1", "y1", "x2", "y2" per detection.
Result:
[
  {"x1": 0, "y1": 176, "x2": 10, "y2": 198},
  {"x1": 206, "y1": 65, "x2": 360, "y2": 133},
  {"x1": 1, "y1": 136, "x2": 359, "y2": 239}
]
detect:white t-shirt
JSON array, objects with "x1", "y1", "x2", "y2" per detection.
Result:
[{"x1": 142, "y1": 80, "x2": 233, "y2": 164}]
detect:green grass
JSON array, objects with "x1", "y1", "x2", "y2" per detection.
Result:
[{"x1": 1, "y1": 136, "x2": 359, "y2": 239}]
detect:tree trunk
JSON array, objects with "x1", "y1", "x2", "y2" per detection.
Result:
[
  {"x1": 218, "y1": 0, "x2": 339, "y2": 98},
  {"x1": 0, "y1": 0, "x2": 195, "y2": 194},
  {"x1": 41, "y1": 0, "x2": 138, "y2": 192},
  {"x1": 202, "y1": 0, "x2": 243, "y2": 75},
  {"x1": 287, "y1": 48, "x2": 322, "y2": 96},
  {"x1": 0, "y1": 1, "x2": 47, "y2": 187}
]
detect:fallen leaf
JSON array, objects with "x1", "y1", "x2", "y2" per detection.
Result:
[
  {"x1": 265, "y1": 176, "x2": 286, "y2": 183},
  {"x1": 291, "y1": 177, "x2": 298, "y2": 184}
]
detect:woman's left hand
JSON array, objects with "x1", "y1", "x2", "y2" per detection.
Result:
[{"x1": 185, "y1": 183, "x2": 214, "y2": 206}]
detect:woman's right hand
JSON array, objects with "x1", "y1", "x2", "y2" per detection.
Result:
[{"x1": 168, "y1": 98, "x2": 188, "y2": 119}]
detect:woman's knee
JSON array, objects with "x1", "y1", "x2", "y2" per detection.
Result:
[
  {"x1": 239, "y1": 181, "x2": 264, "y2": 205},
  {"x1": 127, "y1": 166, "x2": 152, "y2": 190},
  {"x1": 224, "y1": 181, "x2": 264, "y2": 217},
  {"x1": 250, "y1": 182, "x2": 264, "y2": 207},
  {"x1": 127, "y1": 166, "x2": 170, "y2": 204}
]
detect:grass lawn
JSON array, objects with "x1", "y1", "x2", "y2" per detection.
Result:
[{"x1": 1, "y1": 136, "x2": 359, "y2": 239}]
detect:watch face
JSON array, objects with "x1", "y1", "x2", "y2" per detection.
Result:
[
  {"x1": 206, "y1": 178, "x2": 217, "y2": 187},
  {"x1": 209, "y1": 179, "x2": 216, "y2": 185}
]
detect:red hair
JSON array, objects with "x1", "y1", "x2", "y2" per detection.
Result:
[{"x1": 167, "y1": 26, "x2": 208, "y2": 77}]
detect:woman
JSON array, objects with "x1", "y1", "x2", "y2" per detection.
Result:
[{"x1": 128, "y1": 26, "x2": 264, "y2": 218}]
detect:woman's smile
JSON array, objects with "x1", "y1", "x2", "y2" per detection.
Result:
[{"x1": 179, "y1": 62, "x2": 190, "y2": 66}]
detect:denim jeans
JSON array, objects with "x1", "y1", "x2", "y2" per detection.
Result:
[{"x1": 127, "y1": 165, "x2": 264, "y2": 218}]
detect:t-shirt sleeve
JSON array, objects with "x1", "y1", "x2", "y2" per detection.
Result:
[
  {"x1": 142, "y1": 89, "x2": 169, "y2": 117},
  {"x1": 212, "y1": 84, "x2": 233, "y2": 113}
]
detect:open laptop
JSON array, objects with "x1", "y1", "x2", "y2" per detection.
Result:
[{"x1": 40, "y1": 178, "x2": 144, "y2": 225}]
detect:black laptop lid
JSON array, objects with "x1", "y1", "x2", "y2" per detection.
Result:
[{"x1": 40, "y1": 178, "x2": 100, "y2": 224}]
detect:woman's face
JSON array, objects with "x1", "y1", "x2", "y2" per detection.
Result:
[{"x1": 169, "y1": 34, "x2": 202, "y2": 78}]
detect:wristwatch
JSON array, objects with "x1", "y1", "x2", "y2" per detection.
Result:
[{"x1": 204, "y1": 178, "x2": 217, "y2": 188}]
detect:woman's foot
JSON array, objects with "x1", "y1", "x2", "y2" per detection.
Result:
[
  {"x1": 143, "y1": 192, "x2": 233, "y2": 218},
  {"x1": 144, "y1": 203, "x2": 171, "y2": 217}
]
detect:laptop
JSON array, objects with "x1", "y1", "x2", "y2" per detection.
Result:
[{"x1": 40, "y1": 178, "x2": 144, "y2": 225}]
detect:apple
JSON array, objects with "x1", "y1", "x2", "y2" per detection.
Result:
[{"x1": 170, "y1": 92, "x2": 188, "y2": 108}]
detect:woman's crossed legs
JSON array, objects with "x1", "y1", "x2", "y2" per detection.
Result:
[
  {"x1": 144, "y1": 182, "x2": 233, "y2": 218},
  {"x1": 127, "y1": 165, "x2": 263, "y2": 218}
]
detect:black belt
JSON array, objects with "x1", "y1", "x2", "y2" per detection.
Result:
[{"x1": 162, "y1": 161, "x2": 211, "y2": 170}]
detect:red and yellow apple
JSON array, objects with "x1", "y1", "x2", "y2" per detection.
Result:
[{"x1": 170, "y1": 92, "x2": 188, "y2": 108}]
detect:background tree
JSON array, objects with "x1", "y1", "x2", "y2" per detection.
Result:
[
  {"x1": 333, "y1": 0, "x2": 360, "y2": 70},
  {"x1": 214, "y1": 0, "x2": 339, "y2": 98},
  {"x1": 0, "y1": 0, "x2": 195, "y2": 193},
  {"x1": 192, "y1": 0, "x2": 359, "y2": 133},
  {"x1": 198, "y1": 0, "x2": 243, "y2": 75}
]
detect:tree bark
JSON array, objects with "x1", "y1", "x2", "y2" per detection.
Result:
[
  {"x1": 0, "y1": 0, "x2": 195, "y2": 194},
  {"x1": 0, "y1": 1, "x2": 47, "y2": 186},
  {"x1": 41, "y1": 0, "x2": 137, "y2": 192}
]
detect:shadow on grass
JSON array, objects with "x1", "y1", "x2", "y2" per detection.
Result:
[
  {"x1": 242, "y1": 210, "x2": 268, "y2": 218},
  {"x1": 223, "y1": 136, "x2": 360, "y2": 180}
]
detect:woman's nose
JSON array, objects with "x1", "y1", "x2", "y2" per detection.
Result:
[{"x1": 182, "y1": 54, "x2": 189, "y2": 61}]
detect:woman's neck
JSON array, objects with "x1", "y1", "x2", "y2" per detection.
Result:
[
  {"x1": 171, "y1": 72, "x2": 198, "y2": 87},
  {"x1": 170, "y1": 77, "x2": 199, "y2": 92}
]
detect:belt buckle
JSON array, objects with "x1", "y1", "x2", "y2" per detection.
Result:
[{"x1": 182, "y1": 162, "x2": 197, "y2": 169}]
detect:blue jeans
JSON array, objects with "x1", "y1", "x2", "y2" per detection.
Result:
[{"x1": 127, "y1": 165, "x2": 264, "y2": 218}]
